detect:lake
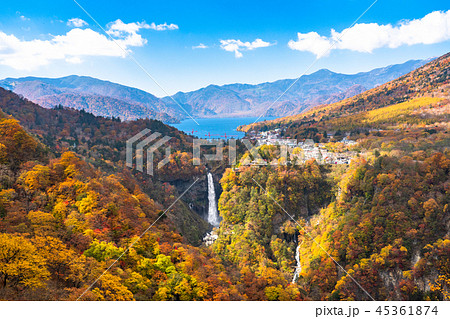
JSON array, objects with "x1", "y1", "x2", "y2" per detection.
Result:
[{"x1": 172, "y1": 116, "x2": 277, "y2": 139}]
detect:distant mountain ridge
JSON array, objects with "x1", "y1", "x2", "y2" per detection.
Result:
[
  {"x1": 0, "y1": 58, "x2": 429, "y2": 122},
  {"x1": 0, "y1": 75, "x2": 185, "y2": 123},
  {"x1": 164, "y1": 59, "x2": 430, "y2": 117},
  {"x1": 240, "y1": 53, "x2": 449, "y2": 133}
]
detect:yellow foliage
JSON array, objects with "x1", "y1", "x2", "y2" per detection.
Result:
[
  {"x1": 363, "y1": 97, "x2": 442, "y2": 124},
  {"x1": 0, "y1": 233, "x2": 49, "y2": 289},
  {"x1": 19, "y1": 165, "x2": 50, "y2": 191},
  {"x1": 91, "y1": 273, "x2": 134, "y2": 301},
  {"x1": 76, "y1": 191, "x2": 98, "y2": 214},
  {"x1": 28, "y1": 210, "x2": 57, "y2": 236}
]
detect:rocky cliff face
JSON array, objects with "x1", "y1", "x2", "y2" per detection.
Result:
[
  {"x1": 167, "y1": 172, "x2": 224, "y2": 245},
  {"x1": 171, "y1": 170, "x2": 223, "y2": 224}
]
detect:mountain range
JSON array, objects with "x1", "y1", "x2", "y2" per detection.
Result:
[
  {"x1": 0, "y1": 59, "x2": 429, "y2": 122},
  {"x1": 241, "y1": 53, "x2": 449, "y2": 134}
]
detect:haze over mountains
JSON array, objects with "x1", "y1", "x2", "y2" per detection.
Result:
[{"x1": 0, "y1": 58, "x2": 429, "y2": 122}]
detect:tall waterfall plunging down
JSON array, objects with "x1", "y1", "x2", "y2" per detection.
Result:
[
  {"x1": 292, "y1": 241, "x2": 302, "y2": 284},
  {"x1": 207, "y1": 172, "x2": 220, "y2": 227}
]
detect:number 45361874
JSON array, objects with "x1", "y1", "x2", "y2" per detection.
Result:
[{"x1": 376, "y1": 305, "x2": 438, "y2": 316}]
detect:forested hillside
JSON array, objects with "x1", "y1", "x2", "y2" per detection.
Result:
[
  {"x1": 0, "y1": 88, "x2": 303, "y2": 300},
  {"x1": 0, "y1": 88, "x2": 213, "y2": 243},
  {"x1": 0, "y1": 97, "x2": 294, "y2": 300},
  {"x1": 229, "y1": 52, "x2": 450, "y2": 300}
]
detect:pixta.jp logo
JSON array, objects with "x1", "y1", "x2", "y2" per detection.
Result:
[
  {"x1": 126, "y1": 129, "x2": 172, "y2": 176},
  {"x1": 126, "y1": 129, "x2": 303, "y2": 176}
]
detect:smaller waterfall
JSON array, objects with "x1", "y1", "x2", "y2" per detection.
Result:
[
  {"x1": 292, "y1": 241, "x2": 302, "y2": 283},
  {"x1": 207, "y1": 172, "x2": 220, "y2": 227}
]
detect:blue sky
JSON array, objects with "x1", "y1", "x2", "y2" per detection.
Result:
[{"x1": 0, "y1": 0, "x2": 449, "y2": 96}]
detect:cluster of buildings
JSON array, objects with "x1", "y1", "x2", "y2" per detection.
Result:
[
  {"x1": 298, "y1": 138, "x2": 357, "y2": 165},
  {"x1": 244, "y1": 129, "x2": 358, "y2": 166}
]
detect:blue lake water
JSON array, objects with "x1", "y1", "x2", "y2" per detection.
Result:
[{"x1": 172, "y1": 116, "x2": 277, "y2": 139}]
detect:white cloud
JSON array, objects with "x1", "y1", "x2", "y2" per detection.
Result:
[
  {"x1": 288, "y1": 10, "x2": 450, "y2": 57},
  {"x1": 20, "y1": 15, "x2": 30, "y2": 21},
  {"x1": 220, "y1": 38, "x2": 272, "y2": 58},
  {"x1": 192, "y1": 43, "x2": 208, "y2": 49},
  {"x1": 288, "y1": 32, "x2": 331, "y2": 57},
  {"x1": 106, "y1": 19, "x2": 151, "y2": 47},
  {"x1": 67, "y1": 18, "x2": 88, "y2": 28},
  {"x1": 0, "y1": 20, "x2": 153, "y2": 70},
  {"x1": 0, "y1": 18, "x2": 179, "y2": 70},
  {"x1": 108, "y1": 19, "x2": 149, "y2": 35},
  {"x1": 148, "y1": 22, "x2": 179, "y2": 31}
]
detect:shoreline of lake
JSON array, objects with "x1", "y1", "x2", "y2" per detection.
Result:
[{"x1": 171, "y1": 116, "x2": 277, "y2": 139}]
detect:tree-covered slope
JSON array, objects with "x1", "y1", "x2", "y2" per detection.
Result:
[{"x1": 213, "y1": 52, "x2": 450, "y2": 301}]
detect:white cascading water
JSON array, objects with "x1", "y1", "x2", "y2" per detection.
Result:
[
  {"x1": 207, "y1": 172, "x2": 220, "y2": 227},
  {"x1": 292, "y1": 241, "x2": 302, "y2": 283}
]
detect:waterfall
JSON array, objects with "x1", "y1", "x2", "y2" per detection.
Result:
[
  {"x1": 292, "y1": 241, "x2": 302, "y2": 283},
  {"x1": 207, "y1": 172, "x2": 220, "y2": 227}
]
